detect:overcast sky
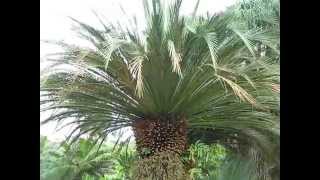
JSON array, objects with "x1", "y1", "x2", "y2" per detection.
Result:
[{"x1": 40, "y1": 0, "x2": 238, "y2": 141}]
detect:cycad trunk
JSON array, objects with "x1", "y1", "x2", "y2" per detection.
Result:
[{"x1": 132, "y1": 117, "x2": 188, "y2": 180}]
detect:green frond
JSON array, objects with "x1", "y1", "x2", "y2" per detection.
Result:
[
  {"x1": 205, "y1": 32, "x2": 219, "y2": 71},
  {"x1": 230, "y1": 27, "x2": 256, "y2": 57}
]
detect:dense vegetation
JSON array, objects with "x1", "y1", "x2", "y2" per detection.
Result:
[
  {"x1": 40, "y1": 0, "x2": 279, "y2": 179},
  {"x1": 41, "y1": 136, "x2": 263, "y2": 180}
]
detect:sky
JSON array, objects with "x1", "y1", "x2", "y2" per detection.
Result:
[{"x1": 40, "y1": 0, "x2": 238, "y2": 141}]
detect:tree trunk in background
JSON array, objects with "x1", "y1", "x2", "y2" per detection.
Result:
[{"x1": 132, "y1": 117, "x2": 188, "y2": 180}]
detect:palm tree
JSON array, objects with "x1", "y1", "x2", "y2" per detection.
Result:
[{"x1": 41, "y1": 0, "x2": 279, "y2": 179}]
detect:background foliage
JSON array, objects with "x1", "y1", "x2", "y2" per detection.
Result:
[{"x1": 41, "y1": 136, "x2": 243, "y2": 180}]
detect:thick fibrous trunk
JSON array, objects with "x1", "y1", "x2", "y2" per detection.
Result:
[
  {"x1": 133, "y1": 118, "x2": 188, "y2": 180},
  {"x1": 132, "y1": 117, "x2": 187, "y2": 158},
  {"x1": 132, "y1": 151, "x2": 187, "y2": 180},
  {"x1": 131, "y1": 117, "x2": 188, "y2": 180}
]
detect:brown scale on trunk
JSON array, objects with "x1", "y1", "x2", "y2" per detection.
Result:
[{"x1": 132, "y1": 116, "x2": 187, "y2": 158}]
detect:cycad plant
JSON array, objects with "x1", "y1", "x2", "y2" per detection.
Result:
[
  {"x1": 41, "y1": 139, "x2": 114, "y2": 180},
  {"x1": 41, "y1": 0, "x2": 279, "y2": 179}
]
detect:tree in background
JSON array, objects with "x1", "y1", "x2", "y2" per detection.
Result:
[{"x1": 40, "y1": 138, "x2": 114, "y2": 180}]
